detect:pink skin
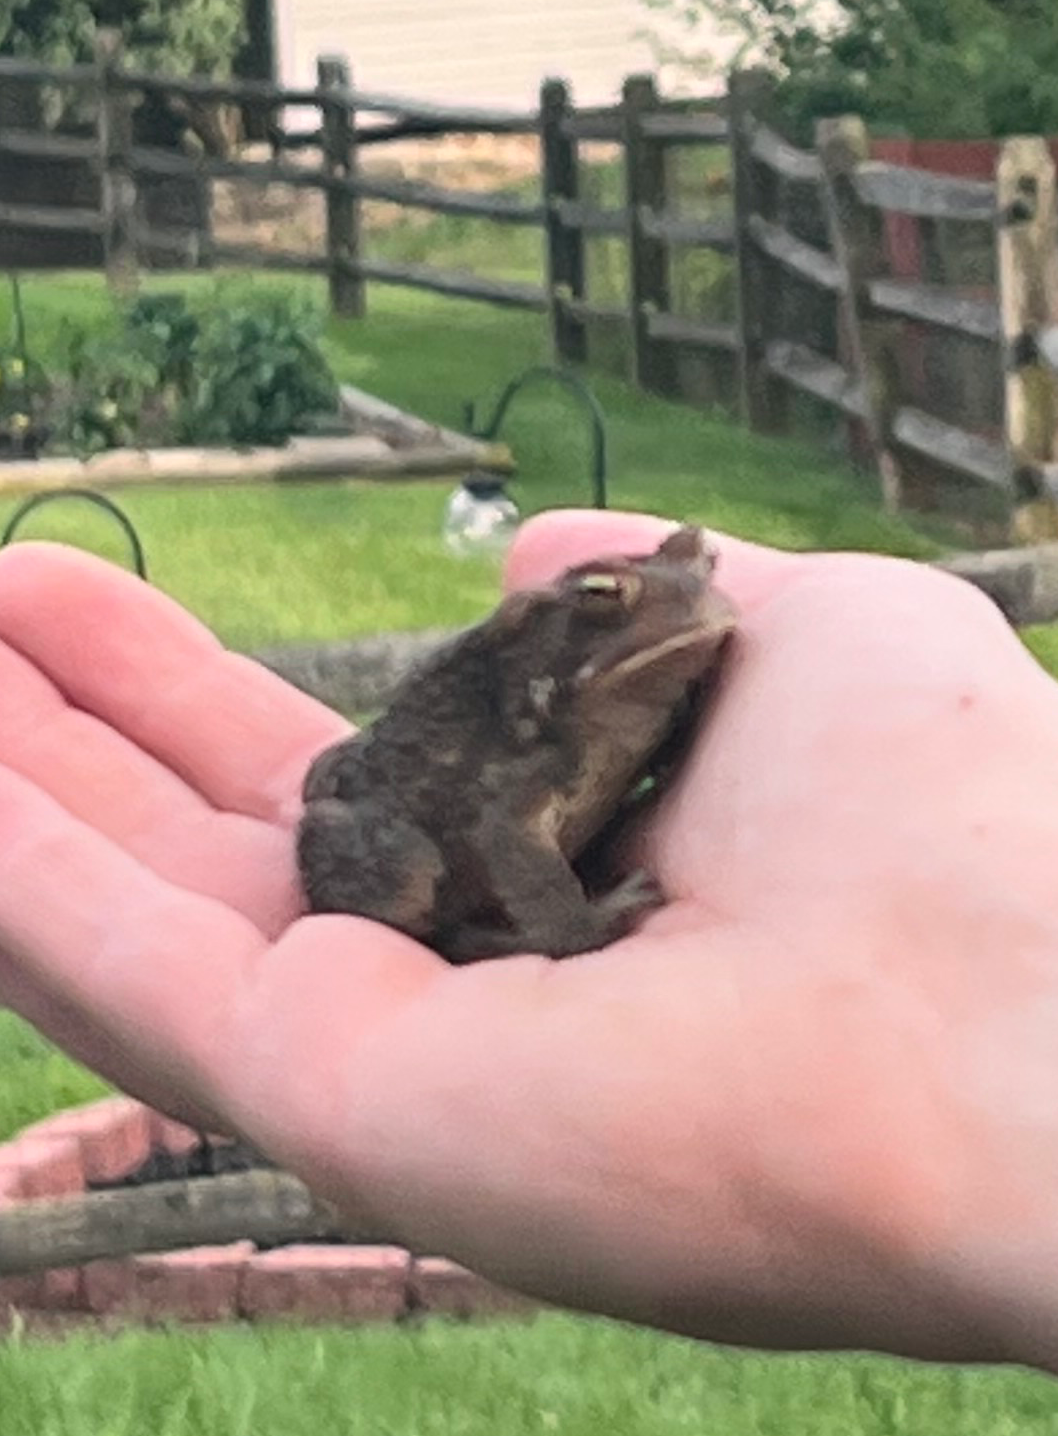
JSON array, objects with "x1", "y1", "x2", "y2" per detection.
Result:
[{"x1": 2, "y1": 514, "x2": 1058, "y2": 1369}]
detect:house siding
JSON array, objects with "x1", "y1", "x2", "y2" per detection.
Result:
[{"x1": 272, "y1": 0, "x2": 716, "y2": 110}]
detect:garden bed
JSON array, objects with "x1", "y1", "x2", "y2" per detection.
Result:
[
  {"x1": 0, "y1": 281, "x2": 512, "y2": 494},
  {"x1": 0, "y1": 383, "x2": 511, "y2": 499},
  {"x1": 0, "y1": 1098, "x2": 536, "y2": 1328}
]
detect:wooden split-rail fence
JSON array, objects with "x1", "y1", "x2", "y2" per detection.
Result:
[{"x1": 3, "y1": 32, "x2": 1058, "y2": 533}]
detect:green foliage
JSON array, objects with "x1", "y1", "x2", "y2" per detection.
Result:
[
  {"x1": 37, "y1": 285, "x2": 339, "y2": 456},
  {"x1": 0, "y1": 1010, "x2": 110, "y2": 1141},
  {"x1": 125, "y1": 290, "x2": 201, "y2": 390},
  {"x1": 60, "y1": 315, "x2": 170, "y2": 453},
  {"x1": 0, "y1": 0, "x2": 245, "y2": 77},
  {"x1": 642, "y1": 0, "x2": 1058, "y2": 139},
  {"x1": 178, "y1": 289, "x2": 339, "y2": 447},
  {"x1": 3, "y1": 1315, "x2": 1058, "y2": 1435},
  {"x1": 0, "y1": 350, "x2": 50, "y2": 456}
]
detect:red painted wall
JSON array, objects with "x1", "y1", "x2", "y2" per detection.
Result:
[
  {"x1": 862, "y1": 137, "x2": 1044, "y2": 437},
  {"x1": 870, "y1": 136, "x2": 1058, "y2": 178},
  {"x1": 868, "y1": 136, "x2": 1058, "y2": 278}
]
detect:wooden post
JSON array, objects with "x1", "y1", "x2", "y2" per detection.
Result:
[
  {"x1": 318, "y1": 54, "x2": 363, "y2": 318},
  {"x1": 540, "y1": 78, "x2": 586, "y2": 365},
  {"x1": 816, "y1": 114, "x2": 902, "y2": 509},
  {"x1": 996, "y1": 136, "x2": 1058, "y2": 543},
  {"x1": 728, "y1": 69, "x2": 787, "y2": 433},
  {"x1": 623, "y1": 73, "x2": 675, "y2": 395},
  {"x1": 95, "y1": 29, "x2": 138, "y2": 296}
]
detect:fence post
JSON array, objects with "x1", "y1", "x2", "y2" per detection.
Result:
[
  {"x1": 623, "y1": 73, "x2": 674, "y2": 395},
  {"x1": 728, "y1": 68, "x2": 786, "y2": 433},
  {"x1": 540, "y1": 78, "x2": 586, "y2": 365},
  {"x1": 318, "y1": 54, "x2": 363, "y2": 318},
  {"x1": 815, "y1": 114, "x2": 902, "y2": 510},
  {"x1": 94, "y1": 29, "x2": 138, "y2": 296},
  {"x1": 996, "y1": 136, "x2": 1058, "y2": 542}
]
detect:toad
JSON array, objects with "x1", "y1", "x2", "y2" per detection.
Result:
[{"x1": 297, "y1": 526, "x2": 737, "y2": 962}]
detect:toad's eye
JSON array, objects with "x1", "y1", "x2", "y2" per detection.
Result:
[
  {"x1": 579, "y1": 572, "x2": 621, "y2": 594},
  {"x1": 574, "y1": 569, "x2": 642, "y2": 609}
]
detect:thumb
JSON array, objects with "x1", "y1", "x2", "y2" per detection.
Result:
[{"x1": 504, "y1": 509, "x2": 808, "y2": 613}]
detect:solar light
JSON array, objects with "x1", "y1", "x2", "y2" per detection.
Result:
[
  {"x1": 442, "y1": 469, "x2": 521, "y2": 557},
  {"x1": 443, "y1": 366, "x2": 609, "y2": 558}
]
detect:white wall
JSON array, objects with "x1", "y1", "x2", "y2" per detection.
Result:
[{"x1": 272, "y1": 0, "x2": 734, "y2": 111}]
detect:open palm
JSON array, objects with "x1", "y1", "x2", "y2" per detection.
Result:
[{"x1": 2, "y1": 511, "x2": 1058, "y2": 1372}]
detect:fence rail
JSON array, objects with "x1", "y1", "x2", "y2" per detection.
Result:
[
  {"x1": 854, "y1": 163, "x2": 996, "y2": 221},
  {"x1": 3, "y1": 33, "x2": 1058, "y2": 537}
]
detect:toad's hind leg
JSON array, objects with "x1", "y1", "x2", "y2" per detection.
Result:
[
  {"x1": 297, "y1": 798, "x2": 444, "y2": 940},
  {"x1": 437, "y1": 805, "x2": 665, "y2": 963}
]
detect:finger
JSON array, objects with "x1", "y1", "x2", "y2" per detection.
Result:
[
  {"x1": 504, "y1": 509, "x2": 809, "y2": 611},
  {"x1": 0, "y1": 760, "x2": 269, "y2": 1113},
  {"x1": 0, "y1": 762, "x2": 442, "y2": 1132},
  {"x1": 0, "y1": 954, "x2": 227, "y2": 1134},
  {"x1": 0, "y1": 543, "x2": 349, "y2": 825},
  {"x1": 0, "y1": 640, "x2": 298, "y2": 934}
]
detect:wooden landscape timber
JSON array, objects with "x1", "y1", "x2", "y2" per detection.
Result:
[
  {"x1": 6, "y1": 36, "x2": 1058, "y2": 533},
  {"x1": 251, "y1": 542, "x2": 1058, "y2": 727},
  {"x1": 934, "y1": 542, "x2": 1058, "y2": 627},
  {"x1": 0, "y1": 431, "x2": 513, "y2": 498},
  {"x1": 0, "y1": 1171, "x2": 345, "y2": 1276},
  {"x1": 336, "y1": 383, "x2": 489, "y2": 457}
]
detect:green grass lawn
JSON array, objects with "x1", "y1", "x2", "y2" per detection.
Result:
[
  {"x1": 2, "y1": 271, "x2": 1058, "y2": 1429},
  {"x1": 3, "y1": 1314, "x2": 1058, "y2": 1435},
  {"x1": 0, "y1": 272, "x2": 951, "y2": 650}
]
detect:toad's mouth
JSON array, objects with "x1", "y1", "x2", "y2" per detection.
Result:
[{"x1": 581, "y1": 601, "x2": 738, "y2": 689}]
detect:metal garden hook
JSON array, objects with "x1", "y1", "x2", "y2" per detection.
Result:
[
  {"x1": 464, "y1": 364, "x2": 609, "y2": 509},
  {"x1": 1, "y1": 488, "x2": 148, "y2": 580}
]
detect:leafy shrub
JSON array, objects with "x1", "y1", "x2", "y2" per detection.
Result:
[
  {"x1": 125, "y1": 291, "x2": 201, "y2": 392},
  {"x1": 177, "y1": 291, "x2": 339, "y2": 447},
  {"x1": 58, "y1": 320, "x2": 171, "y2": 455},
  {"x1": 33, "y1": 284, "x2": 340, "y2": 456}
]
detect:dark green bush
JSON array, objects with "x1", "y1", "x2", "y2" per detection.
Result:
[
  {"x1": 177, "y1": 291, "x2": 339, "y2": 447},
  {"x1": 40, "y1": 285, "x2": 339, "y2": 456},
  {"x1": 125, "y1": 291, "x2": 201, "y2": 392}
]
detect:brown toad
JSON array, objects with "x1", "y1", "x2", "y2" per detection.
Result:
[{"x1": 297, "y1": 526, "x2": 736, "y2": 962}]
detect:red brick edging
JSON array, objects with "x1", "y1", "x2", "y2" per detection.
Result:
[{"x1": 0, "y1": 1098, "x2": 536, "y2": 1326}]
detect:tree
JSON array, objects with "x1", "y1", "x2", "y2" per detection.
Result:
[
  {"x1": 640, "y1": 0, "x2": 1058, "y2": 139},
  {"x1": 1, "y1": 0, "x2": 248, "y2": 151},
  {"x1": 1, "y1": 0, "x2": 245, "y2": 77}
]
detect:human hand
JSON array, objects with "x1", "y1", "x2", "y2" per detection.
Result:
[{"x1": 2, "y1": 514, "x2": 1058, "y2": 1372}]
